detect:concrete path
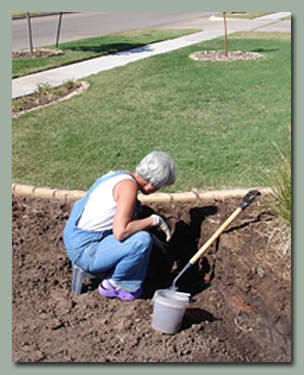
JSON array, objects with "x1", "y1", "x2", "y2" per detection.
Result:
[{"x1": 12, "y1": 12, "x2": 291, "y2": 99}]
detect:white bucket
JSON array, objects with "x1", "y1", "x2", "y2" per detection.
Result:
[{"x1": 151, "y1": 289, "x2": 190, "y2": 334}]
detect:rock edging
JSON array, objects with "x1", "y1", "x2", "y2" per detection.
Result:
[{"x1": 12, "y1": 182, "x2": 273, "y2": 203}]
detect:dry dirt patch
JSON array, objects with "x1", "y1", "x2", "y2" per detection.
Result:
[{"x1": 12, "y1": 193, "x2": 291, "y2": 362}]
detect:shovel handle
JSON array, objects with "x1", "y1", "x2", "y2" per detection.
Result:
[
  {"x1": 189, "y1": 206, "x2": 243, "y2": 264},
  {"x1": 189, "y1": 190, "x2": 260, "y2": 265},
  {"x1": 171, "y1": 190, "x2": 260, "y2": 289}
]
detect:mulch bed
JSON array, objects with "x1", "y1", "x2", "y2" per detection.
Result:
[
  {"x1": 12, "y1": 48, "x2": 64, "y2": 59},
  {"x1": 12, "y1": 81, "x2": 87, "y2": 117},
  {"x1": 189, "y1": 50, "x2": 263, "y2": 62}
]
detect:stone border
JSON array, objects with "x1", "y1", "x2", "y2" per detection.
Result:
[{"x1": 12, "y1": 182, "x2": 273, "y2": 203}]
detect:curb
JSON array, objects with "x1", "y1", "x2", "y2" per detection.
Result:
[
  {"x1": 12, "y1": 182, "x2": 273, "y2": 204},
  {"x1": 12, "y1": 12, "x2": 78, "y2": 20}
]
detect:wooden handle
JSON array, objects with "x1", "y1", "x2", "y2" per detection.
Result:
[{"x1": 190, "y1": 206, "x2": 243, "y2": 264}]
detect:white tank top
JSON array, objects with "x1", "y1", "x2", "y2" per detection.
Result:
[{"x1": 77, "y1": 171, "x2": 135, "y2": 232}]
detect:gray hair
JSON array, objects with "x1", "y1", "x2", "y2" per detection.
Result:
[{"x1": 136, "y1": 151, "x2": 176, "y2": 188}]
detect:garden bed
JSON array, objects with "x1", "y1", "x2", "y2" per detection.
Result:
[{"x1": 12, "y1": 193, "x2": 291, "y2": 362}]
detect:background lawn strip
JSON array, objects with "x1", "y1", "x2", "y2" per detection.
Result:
[{"x1": 12, "y1": 32, "x2": 291, "y2": 193}]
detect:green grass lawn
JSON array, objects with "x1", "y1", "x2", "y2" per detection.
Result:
[
  {"x1": 12, "y1": 31, "x2": 291, "y2": 193},
  {"x1": 12, "y1": 29, "x2": 199, "y2": 78}
]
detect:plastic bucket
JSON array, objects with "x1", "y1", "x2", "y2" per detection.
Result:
[{"x1": 151, "y1": 289, "x2": 190, "y2": 334}]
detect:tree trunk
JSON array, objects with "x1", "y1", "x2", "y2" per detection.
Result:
[
  {"x1": 223, "y1": 12, "x2": 228, "y2": 56},
  {"x1": 56, "y1": 12, "x2": 63, "y2": 48},
  {"x1": 26, "y1": 12, "x2": 33, "y2": 53}
]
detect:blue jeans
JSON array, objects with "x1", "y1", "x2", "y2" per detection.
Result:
[
  {"x1": 64, "y1": 172, "x2": 152, "y2": 292},
  {"x1": 70, "y1": 231, "x2": 152, "y2": 292}
]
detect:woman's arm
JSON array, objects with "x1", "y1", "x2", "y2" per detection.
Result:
[{"x1": 112, "y1": 179, "x2": 154, "y2": 241}]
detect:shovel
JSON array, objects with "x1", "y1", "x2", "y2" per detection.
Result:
[{"x1": 170, "y1": 189, "x2": 261, "y2": 290}]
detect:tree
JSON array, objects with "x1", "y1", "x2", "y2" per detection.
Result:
[
  {"x1": 25, "y1": 12, "x2": 63, "y2": 53},
  {"x1": 223, "y1": 12, "x2": 228, "y2": 56},
  {"x1": 26, "y1": 12, "x2": 33, "y2": 53},
  {"x1": 56, "y1": 12, "x2": 63, "y2": 48}
]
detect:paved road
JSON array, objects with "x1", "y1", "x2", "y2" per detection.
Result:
[{"x1": 12, "y1": 12, "x2": 218, "y2": 50}]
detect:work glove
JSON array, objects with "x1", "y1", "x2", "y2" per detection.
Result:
[{"x1": 151, "y1": 214, "x2": 172, "y2": 242}]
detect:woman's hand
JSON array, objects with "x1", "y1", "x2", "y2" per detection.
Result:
[{"x1": 151, "y1": 214, "x2": 172, "y2": 241}]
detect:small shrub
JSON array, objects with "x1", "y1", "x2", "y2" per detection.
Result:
[
  {"x1": 262, "y1": 128, "x2": 291, "y2": 226},
  {"x1": 63, "y1": 79, "x2": 76, "y2": 91},
  {"x1": 12, "y1": 99, "x2": 22, "y2": 112},
  {"x1": 36, "y1": 82, "x2": 52, "y2": 96}
]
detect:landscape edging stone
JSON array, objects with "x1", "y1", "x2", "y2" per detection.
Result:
[{"x1": 12, "y1": 182, "x2": 273, "y2": 203}]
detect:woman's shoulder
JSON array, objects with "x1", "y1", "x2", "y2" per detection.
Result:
[
  {"x1": 107, "y1": 171, "x2": 136, "y2": 183},
  {"x1": 113, "y1": 173, "x2": 138, "y2": 202}
]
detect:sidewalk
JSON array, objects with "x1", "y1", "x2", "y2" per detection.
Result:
[{"x1": 12, "y1": 12, "x2": 291, "y2": 99}]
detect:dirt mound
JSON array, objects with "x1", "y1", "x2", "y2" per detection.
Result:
[{"x1": 12, "y1": 193, "x2": 291, "y2": 362}]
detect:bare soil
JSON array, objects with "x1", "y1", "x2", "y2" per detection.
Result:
[{"x1": 12, "y1": 193, "x2": 291, "y2": 362}]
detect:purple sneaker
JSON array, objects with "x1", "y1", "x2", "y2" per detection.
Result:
[{"x1": 98, "y1": 279, "x2": 142, "y2": 301}]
